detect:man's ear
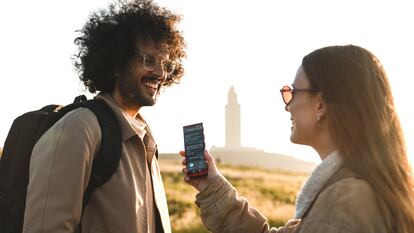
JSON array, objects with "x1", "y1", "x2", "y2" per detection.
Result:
[{"x1": 315, "y1": 93, "x2": 326, "y2": 120}]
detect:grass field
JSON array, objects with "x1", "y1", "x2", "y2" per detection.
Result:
[{"x1": 159, "y1": 157, "x2": 309, "y2": 233}]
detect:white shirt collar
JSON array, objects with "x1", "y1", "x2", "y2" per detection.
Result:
[{"x1": 122, "y1": 111, "x2": 147, "y2": 140}]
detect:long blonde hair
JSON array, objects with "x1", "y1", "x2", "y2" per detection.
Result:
[{"x1": 302, "y1": 45, "x2": 414, "y2": 232}]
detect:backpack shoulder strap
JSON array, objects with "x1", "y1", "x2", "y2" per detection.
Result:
[
  {"x1": 43, "y1": 98, "x2": 122, "y2": 209},
  {"x1": 77, "y1": 99, "x2": 122, "y2": 208}
]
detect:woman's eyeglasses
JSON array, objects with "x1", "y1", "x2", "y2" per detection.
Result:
[{"x1": 280, "y1": 85, "x2": 319, "y2": 105}]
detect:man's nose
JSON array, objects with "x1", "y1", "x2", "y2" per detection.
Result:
[{"x1": 152, "y1": 62, "x2": 165, "y2": 77}]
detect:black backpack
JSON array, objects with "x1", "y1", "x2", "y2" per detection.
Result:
[{"x1": 0, "y1": 96, "x2": 122, "y2": 233}]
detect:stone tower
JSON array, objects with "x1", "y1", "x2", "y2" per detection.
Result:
[{"x1": 225, "y1": 86, "x2": 241, "y2": 148}]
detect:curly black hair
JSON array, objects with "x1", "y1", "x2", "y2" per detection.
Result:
[{"x1": 73, "y1": 0, "x2": 186, "y2": 93}]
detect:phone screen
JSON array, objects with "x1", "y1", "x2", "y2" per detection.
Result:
[{"x1": 183, "y1": 123, "x2": 208, "y2": 177}]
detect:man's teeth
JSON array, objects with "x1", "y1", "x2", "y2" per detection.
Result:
[{"x1": 143, "y1": 82, "x2": 158, "y2": 89}]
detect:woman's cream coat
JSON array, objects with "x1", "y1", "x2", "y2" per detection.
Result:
[{"x1": 195, "y1": 167, "x2": 387, "y2": 233}]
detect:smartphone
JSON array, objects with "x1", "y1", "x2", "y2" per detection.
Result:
[{"x1": 183, "y1": 123, "x2": 208, "y2": 178}]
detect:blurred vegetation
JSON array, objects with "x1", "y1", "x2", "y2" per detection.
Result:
[{"x1": 159, "y1": 158, "x2": 308, "y2": 233}]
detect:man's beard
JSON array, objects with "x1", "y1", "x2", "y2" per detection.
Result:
[{"x1": 118, "y1": 73, "x2": 160, "y2": 109}]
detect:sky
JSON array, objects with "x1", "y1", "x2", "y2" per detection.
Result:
[{"x1": 0, "y1": 0, "x2": 413, "y2": 165}]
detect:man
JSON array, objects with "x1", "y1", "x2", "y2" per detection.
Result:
[{"x1": 22, "y1": 0, "x2": 186, "y2": 232}]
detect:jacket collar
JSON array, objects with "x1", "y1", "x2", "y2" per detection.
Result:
[
  {"x1": 95, "y1": 93, "x2": 150, "y2": 142},
  {"x1": 295, "y1": 150, "x2": 343, "y2": 218}
]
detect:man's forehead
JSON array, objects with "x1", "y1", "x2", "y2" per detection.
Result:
[{"x1": 136, "y1": 40, "x2": 169, "y2": 54}]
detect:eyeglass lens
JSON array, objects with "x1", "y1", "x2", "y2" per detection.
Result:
[
  {"x1": 142, "y1": 54, "x2": 175, "y2": 74},
  {"x1": 281, "y1": 86, "x2": 293, "y2": 105}
]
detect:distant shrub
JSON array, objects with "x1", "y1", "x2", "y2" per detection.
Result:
[
  {"x1": 268, "y1": 218, "x2": 287, "y2": 228},
  {"x1": 216, "y1": 157, "x2": 221, "y2": 165},
  {"x1": 167, "y1": 198, "x2": 192, "y2": 218},
  {"x1": 225, "y1": 175, "x2": 246, "y2": 186},
  {"x1": 162, "y1": 171, "x2": 184, "y2": 184},
  {"x1": 173, "y1": 225, "x2": 209, "y2": 233},
  {"x1": 258, "y1": 187, "x2": 296, "y2": 204}
]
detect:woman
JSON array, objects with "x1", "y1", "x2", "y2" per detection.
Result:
[{"x1": 180, "y1": 45, "x2": 414, "y2": 233}]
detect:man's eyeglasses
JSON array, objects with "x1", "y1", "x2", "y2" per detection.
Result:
[
  {"x1": 137, "y1": 53, "x2": 176, "y2": 75},
  {"x1": 280, "y1": 85, "x2": 319, "y2": 105}
]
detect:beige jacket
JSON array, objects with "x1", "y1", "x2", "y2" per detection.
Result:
[
  {"x1": 23, "y1": 93, "x2": 171, "y2": 233},
  {"x1": 195, "y1": 168, "x2": 387, "y2": 233}
]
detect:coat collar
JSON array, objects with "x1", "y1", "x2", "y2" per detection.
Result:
[
  {"x1": 95, "y1": 93, "x2": 154, "y2": 142},
  {"x1": 295, "y1": 150, "x2": 343, "y2": 218}
]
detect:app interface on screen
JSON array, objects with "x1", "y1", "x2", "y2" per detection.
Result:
[{"x1": 183, "y1": 123, "x2": 206, "y2": 173}]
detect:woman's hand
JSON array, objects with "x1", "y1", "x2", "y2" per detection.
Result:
[
  {"x1": 276, "y1": 219, "x2": 301, "y2": 233},
  {"x1": 179, "y1": 150, "x2": 220, "y2": 192}
]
